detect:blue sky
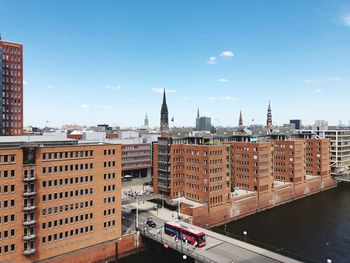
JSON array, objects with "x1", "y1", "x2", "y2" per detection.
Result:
[{"x1": 1, "y1": 0, "x2": 350, "y2": 128}]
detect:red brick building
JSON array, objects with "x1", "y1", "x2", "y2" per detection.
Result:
[
  {"x1": 0, "y1": 39, "x2": 24, "y2": 136},
  {"x1": 305, "y1": 139, "x2": 330, "y2": 178},
  {"x1": 0, "y1": 136, "x2": 121, "y2": 263},
  {"x1": 231, "y1": 141, "x2": 273, "y2": 197},
  {"x1": 272, "y1": 140, "x2": 305, "y2": 184}
]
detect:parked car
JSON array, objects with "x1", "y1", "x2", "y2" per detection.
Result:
[{"x1": 146, "y1": 219, "x2": 157, "y2": 228}]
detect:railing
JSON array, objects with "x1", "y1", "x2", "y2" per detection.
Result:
[
  {"x1": 23, "y1": 191, "x2": 36, "y2": 197},
  {"x1": 140, "y1": 228, "x2": 218, "y2": 263},
  {"x1": 22, "y1": 234, "x2": 36, "y2": 241},
  {"x1": 23, "y1": 248, "x2": 36, "y2": 256},
  {"x1": 23, "y1": 220, "x2": 36, "y2": 226},
  {"x1": 212, "y1": 227, "x2": 317, "y2": 263},
  {"x1": 23, "y1": 176, "x2": 36, "y2": 182},
  {"x1": 23, "y1": 205, "x2": 36, "y2": 211}
]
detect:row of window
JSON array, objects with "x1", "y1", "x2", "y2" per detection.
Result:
[
  {"x1": 42, "y1": 225, "x2": 94, "y2": 244},
  {"x1": 42, "y1": 213, "x2": 93, "y2": 230},
  {"x1": 42, "y1": 188, "x2": 94, "y2": 202},
  {"x1": 43, "y1": 163, "x2": 94, "y2": 174},
  {"x1": 103, "y1": 196, "x2": 116, "y2": 204},
  {"x1": 104, "y1": 220, "x2": 116, "y2": 228},
  {"x1": 42, "y1": 175, "x2": 94, "y2": 188},
  {"x1": 42, "y1": 150, "x2": 94, "y2": 160},
  {"x1": 104, "y1": 149, "x2": 116, "y2": 156},
  {"x1": 0, "y1": 155, "x2": 15, "y2": 164},
  {"x1": 42, "y1": 200, "x2": 94, "y2": 216},
  {"x1": 104, "y1": 161, "x2": 116, "y2": 168},
  {"x1": 1, "y1": 45, "x2": 21, "y2": 54},
  {"x1": 104, "y1": 208, "x2": 116, "y2": 216},
  {"x1": 104, "y1": 172, "x2": 116, "y2": 180},
  {"x1": 0, "y1": 199, "x2": 15, "y2": 209},
  {"x1": 0, "y1": 214, "x2": 15, "y2": 224},
  {"x1": 0, "y1": 243, "x2": 15, "y2": 254},
  {"x1": 0, "y1": 184, "x2": 15, "y2": 193},
  {"x1": 103, "y1": 184, "x2": 116, "y2": 192},
  {"x1": 0, "y1": 228, "x2": 15, "y2": 239}
]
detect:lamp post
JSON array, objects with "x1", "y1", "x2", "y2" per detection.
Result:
[
  {"x1": 178, "y1": 197, "x2": 181, "y2": 220},
  {"x1": 135, "y1": 198, "x2": 139, "y2": 231},
  {"x1": 243, "y1": 231, "x2": 247, "y2": 242}
]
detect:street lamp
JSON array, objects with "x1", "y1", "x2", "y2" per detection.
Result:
[
  {"x1": 182, "y1": 255, "x2": 187, "y2": 260},
  {"x1": 243, "y1": 231, "x2": 247, "y2": 242},
  {"x1": 327, "y1": 259, "x2": 332, "y2": 263}
]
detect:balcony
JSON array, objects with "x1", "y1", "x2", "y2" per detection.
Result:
[
  {"x1": 23, "y1": 220, "x2": 36, "y2": 226},
  {"x1": 23, "y1": 205, "x2": 36, "y2": 211},
  {"x1": 23, "y1": 191, "x2": 36, "y2": 197},
  {"x1": 23, "y1": 234, "x2": 36, "y2": 241},
  {"x1": 23, "y1": 176, "x2": 36, "y2": 182},
  {"x1": 23, "y1": 248, "x2": 36, "y2": 256}
]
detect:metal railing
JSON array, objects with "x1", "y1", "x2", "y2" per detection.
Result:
[
  {"x1": 140, "y1": 228, "x2": 218, "y2": 263},
  {"x1": 212, "y1": 227, "x2": 317, "y2": 263}
]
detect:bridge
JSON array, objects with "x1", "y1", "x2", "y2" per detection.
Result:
[{"x1": 140, "y1": 221, "x2": 301, "y2": 263}]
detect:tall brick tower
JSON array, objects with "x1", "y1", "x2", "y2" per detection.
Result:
[{"x1": 0, "y1": 37, "x2": 24, "y2": 135}]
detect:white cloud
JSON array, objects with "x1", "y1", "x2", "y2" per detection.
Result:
[
  {"x1": 48, "y1": 84, "x2": 54, "y2": 89},
  {"x1": 304, "y1": 79, "x2": 318, "y2": 84},
  {"x1": 207, "y1": 57, "x2": 217, "y2": 65},
  {"x1": 81, "y1": 104, "x2": 90, "y2": 109},
  {"x1": 218, "y1": 78, "x2": 229, "y2": 83},
  {"x1": 219, "y1": 51, "x2": 234, "y2": 57},
  {"x1": 23, "y1": 80, "x2": 28, "y2": 85},
  {"x1": 221, "y1": 96, "x2": 237, "y2": 101},
  {"x1": 208, "y1": 97, "x2": 216, "y2": 101},
  {"x1": 94, "y1": 105, "x2": 112, "y2": 110},
  {"x1": 342, "y1": 15, "x2": 350, "y2": 27},
  {"x1": 106, "y1": 85, "x2": 122, "y2": 91},
  {"x1": 151, "y1": 87, "x2": 177, "y2": 93},
  {"x1": 314, "y1": 89, "x2": 322, "y2": 93},
  {"x1": 328, "y1": 76, "x2": 342, "y2": 81},
  {"x1": 182, "y1": 97, "x2": 189, "y2": 101}
]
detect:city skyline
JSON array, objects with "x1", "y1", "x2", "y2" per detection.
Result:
[{"x1": 1, "y1": 1, "x2": 350, "y2": 127}]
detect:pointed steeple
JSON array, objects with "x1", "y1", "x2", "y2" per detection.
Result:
[
  {"x1": 160, "y1": 89, "x2": 169, "y2": 132},
  {"x1": 197, "y1": 107, "x2": 200, "y2": 118},
  {"x1": 239, "y1": 110, "x2": 243, "y2": 128},
  {"x1": 266, "y1": 101, "x2": 272, "y2": 129},
  {"x1": 144, "y1": 113, "x2": 149, "y2": 126}
]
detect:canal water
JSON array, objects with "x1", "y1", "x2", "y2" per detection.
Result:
[{"x1": 120, "y1": 183, "x2": 350, "y2": 263}]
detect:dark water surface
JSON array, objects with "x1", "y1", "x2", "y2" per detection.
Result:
[{"x1": 120, "y1": 183, "x2": 350, "y2": 262}]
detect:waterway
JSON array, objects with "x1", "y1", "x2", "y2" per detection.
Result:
[{"x1": 120, "y1": 183, "x2": 350, "y2": 262}]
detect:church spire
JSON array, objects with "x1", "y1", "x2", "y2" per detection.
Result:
[
  {"x1": 144, "y1": 113, "x2": 149, "y2": 127},
  {"x1": 239, "y1": 110, "x2": 243, "y2": 128},
  {"x1": 160, "y1": 89, "x2": 169, "y2": 132},
  {"x1": 197, "y1": 107, "x2": 200, "y2": 118},
  {"x1": 266, "y1": 101, "x2": 272, "y2": 129}
]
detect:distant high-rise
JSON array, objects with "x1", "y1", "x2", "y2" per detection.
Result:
[
  {"x1": 197, "y1": 117, "x2": 212, "y2": 131},
  {"x1": 290, "y1": 119, "x2": 302, "y2": 129},
  {"x1": 0, "y1": 38, "x2": 24, "y2": 135},
  {"x1": 266, "y1": 101, "x2": 272, "y2": 129},
  {"x1": 239, "y1": 110, "x2": 243, "y2": 128},
  {"x1": 160, "y1": 89, "x2": 169, "y2": 132}
]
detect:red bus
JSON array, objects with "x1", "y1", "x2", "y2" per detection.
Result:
[{"x1": 164, "y1": 222, "x2": 206, "y2": 247}]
